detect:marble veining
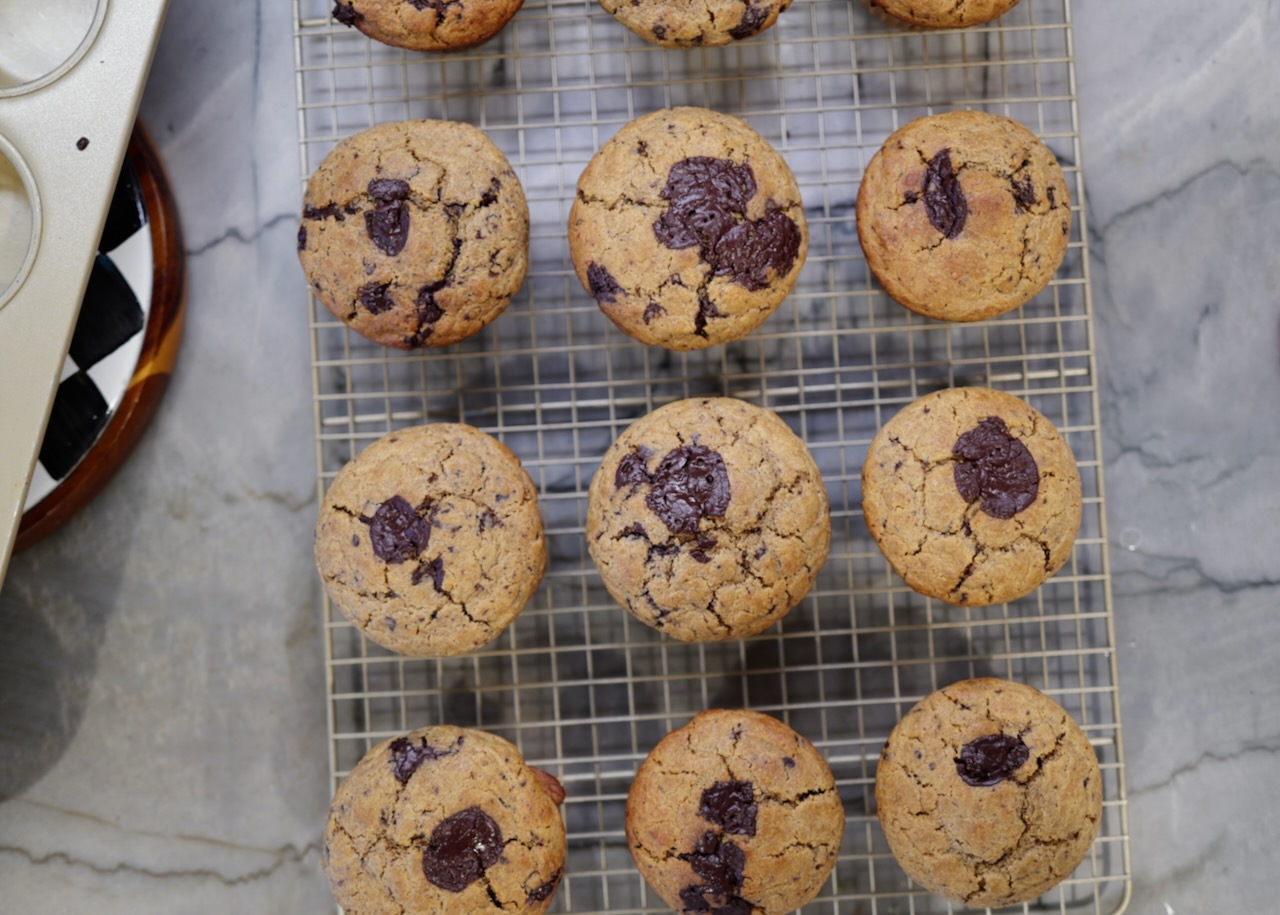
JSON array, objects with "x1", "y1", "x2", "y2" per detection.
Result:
[{"x1": 1, "y1": 1, "x2": 1278, "y2": 912}]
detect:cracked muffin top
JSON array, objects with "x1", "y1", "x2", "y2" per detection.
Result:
[
  {"x1": 867, "y1": 0, "x2": 1021, "y2": 29},
  {"x1": 315, "y1": 423, "x2": 546, "y2": 656},
  {"x1": 586, "y1": 397, "x2": 830, "y2": 642},
  {"x1": 627, "y1": 709, "x2": 845, "y2": 914},
  {"x1": 330, "y1": 0, "x2": 525, "y2": 51},
  {"x1": 598, "y1": 0, "x2": 793, "y2": 48},
  {"x1": 856, "y1": 109, "x2": 1070, "y2": 322},
  {"x1": 298, "y1": 119, "x2": 528, "y2": 349},
  {"x1": 861, "y1": 386, "x2": 1082, "y2": 606},
  {"x1": 874, "y1": 677, "x2": 1102, "y2": 907},
  {"x1": 569, "y1": 107, "x2": 807, "y2": 350},
  {"x1": 323, "y1": 726, "x2": 566, "y2": 914}
]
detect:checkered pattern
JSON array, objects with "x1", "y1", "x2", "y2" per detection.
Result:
[{"x1": 25, "y1": 157, "x2": 152, "y2": 505}]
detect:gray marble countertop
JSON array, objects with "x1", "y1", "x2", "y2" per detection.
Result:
[{"x1": 2, "y1": 1, "x2": 1277, "y2": 911}]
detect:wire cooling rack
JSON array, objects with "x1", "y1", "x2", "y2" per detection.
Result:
[{"x1": 293, "y1": 0, "x2": 1130, "y2": 911}]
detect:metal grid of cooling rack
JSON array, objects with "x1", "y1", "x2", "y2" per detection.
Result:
[{"x1": 293, "y1": 0, "x2": 1131, "y2": 911}]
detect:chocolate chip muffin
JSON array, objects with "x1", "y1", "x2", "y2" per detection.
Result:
[
  {"x1": 298, "y1": 119, "x2": 528, "y2": 349},
  {"x1": 875, "y1": 678, "x2": 1102, "y2": 907},
  {"x1": 324, "y1": 726, "x2": 566, "y2": 915},
  {"x1": 570, "y1": 107, "x2": 807, "y2": 350},
  {"x1": 627, "y1": 709, "x2": 845, "y2": 914},
  {"x1": 856, "y1": 110, "x2": 1070, "y2": 322},
  {"x1": 867, "y1": 0, "x2": 1021, "y2": 29},
  {"x1": 599, "y1": 0, "x2": 792, "y2": 48},
  {"x1": 315, "y1": 423, "x2": 546, "y2": 656},
  {"x1": 331, "y1": 0, "x2": 524, "y2": 51},
  {"x1": 861, "y1": 386, "x2": 1082, "y2": 606},
  {"x1": 587, "y1": 397, "x2": 830, "y2": 642}
]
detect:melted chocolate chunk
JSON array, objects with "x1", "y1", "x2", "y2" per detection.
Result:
[
  {"x1": 479, "y1": 508, "x2": 501, "y2": 531},
  {"x1": 903, "y1": 190, "x2": 919, "y2": 205},
  {"x1": 357, "y1": 281, "x2": 395, "y2": 315},
  {"x1": 689, "y1": 534, "x2": 717, "y2": 564},
  {"x1": 653, "y1": 157, "x2": 800, "y2": 297},
  {"x1": 645, "y1": 445, "x2": 731, "y2": 535},
  {"x1": 478, "y1": 177, "x2": 501, "y2": 207},
  {"x1": 297, "y1": 225, "x2": 307, "y2": 251},
  {"x1": 709, "y1": 208, "x2": 802, "y2": 291},
  {"x1": 421, "y1": 807, "x2": 504, "y2": 893},
  {"x1": 388, "y1": 734, "x2": 460, "y2": 784},
  {"x1": 332, "y1": 1, "x2": 363, "y2": 25},
  {"x1": 678, "y1": 832, "x2": 751, "y2": 913},
  {"x1": 642, "y1": 302, "x2": 666, "y2": 324},
  {"x1": 782, "y1": 756, "x2": 796, "y2": 768},
  {"x1": 620, "y1": 522, "x2": 649, "y2": 539},
  {"x1": 923, "y1": 149, "x2": 968, "y2": 240},
  {"x1": 952, "y1": 416, "x2": 1039, "y2": 520},
  {"x1": 587, "y1": 262, "x2": 624, "y2": 304},
  {"x1": 303, "y1": 203, "x2": 345, "y2": 221},
  {"x1": 413, "y1": 556, "x2": 446, "y2": 592},
  {"x1": 1011, "y1": 174, "x2": 1036, "y2": 210},
  {"x1": 362, "y1": 495, "x2": 430, "y2": 563},
  {"x1": 728, "y1": 4, "x2": 768, "y2": 39},
  {"x1": 614, "y1": 447, "x2": 653, "y2": 492},
  {"x1": 956, "y1": 734, "x2": 1030, "y2": 787},
  {"x1": 1046, "y1": 184, "x2": 1056, "y2": 207},
  {"x1": 409, "y1": 0, "x2": 459, "y2": 10},
  {"x1": 698, "y1": 781, "x2": 757, "y2": 836},
  {"x1": 526, "y1": 869, "x2": 562, "y2": 903},
  {"x1": 654, "y1": 157, "x2": 755, "y2": 251},
  {"x1": 365, "y1": 179, "x2": 411, "y2": 256},
  {"x1": 369, "y1": 178, "x2": 410, "y2": 201},
  {"x1": 652, "y1": 23, "x2": 667, "y2": 41}
]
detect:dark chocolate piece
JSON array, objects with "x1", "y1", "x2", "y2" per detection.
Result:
[
  {"x1": 587, "y1": 262, "x2": 624, "y2": 304},
  {"x1": 368, "y1": 178, "x2": 411, "y2": 201},
  {"x1": 782, "y1": 756, "x2": 796, "y2": 768},
  {"x1": 654, "y1": 157, "x2": 755, "y2": 252},
  {"x1": 653, "y1": 157, "x2": 800, "y2": 295},
  {"x1": 1011, "y1": 174, "x2": 1036, "y2": 210},
  {"x1": 956, "y1": 734, "x2": 1030, "y2": 787},
  {"x1": 652, "y1": 23, "x2": 667, "y2": 41},
  {"x1": 952, "y1": 416, "x2": 1039, "y2": 520},
  {"x1": 333, "y1": 1, "x2": 363, "y2": 25},
  {"x1": 478, "y1": 177, "x2": 501, "y2": 207},
  {"x1": 365, "y1": 178, "x2": 411, "y2": 256},
  {"x1": 678, "y1": 831, "x2": 751, "y2": 914},
  {"x1": 357, "y1": 281, "x2": 396, "y2": 315},
  {"x1": 388, "y1": 734, "x2": 460, "y2": 784},
  {"x1": 421, "y1": 806, "x2": 504, "y2": 893},
  {"x1": 642, "y1": 302, "x2": 666, "y2": 324},
  {"x1": 303, "y1": 203, "x2": 345, "y2": 222},
  {"x1": 698, "y1": 780, "x2": 758, "y2": 836},
  {"x1": 728, "y1": 4, "x2": 768, "y2": 40},
  {"x1": 297, "y1": 225, "x2": 308, "y2": 251},
  {"x1": 413, "y1": 555, "x2": 446, "y2": 592},
  {"x1": 620, "y1": 522, "x2": 649, "y2": 539},
  {"x1": 693, "y1": 290, "x2": 720, "y2": 338},
  {"x1": 645, "y1": 445, "x2": 731, "y2": 534},
  {"x1": 923, "y1": 149, "x2": 968, "y2": 239},
  {"x1": 709, "y1": 208, "x2": 803, "y2": 292},
  {"x1": 76, "y1": 137, "x2": 90, "y2": 151},
  {"x1": 614, "y1": 447, "x2": 653, "y2": 492},
  {"x1": 362, "y1": 495, "x2": 430, "y2": 563}
]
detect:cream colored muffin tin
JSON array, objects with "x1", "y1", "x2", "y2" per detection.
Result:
[{"x1": 0, "y1": 0, "x2": 170, "y2": 577}]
